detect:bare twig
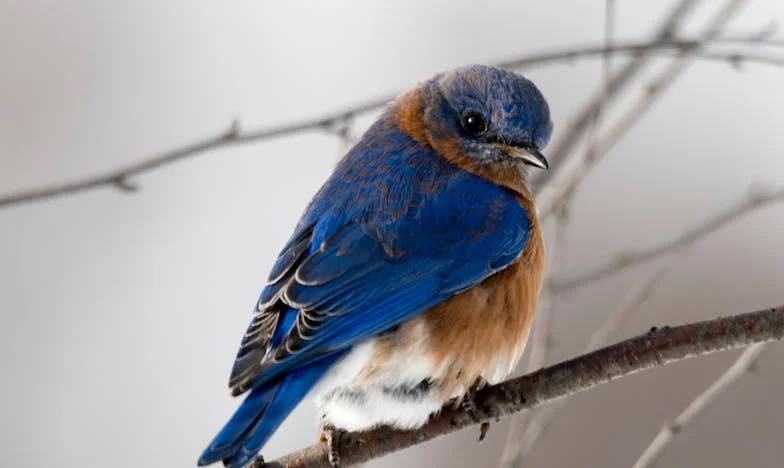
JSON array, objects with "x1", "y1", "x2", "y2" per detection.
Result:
[
  {"x1": 536, "y1": 0, "x2": 749, "y2": 218},
  {"x1": 500, "y1": 3, "x2": 617, "y2": 463},
  {"x1": 553, "y1": 187, "x2": 784, "y2": 292},
  {"x1": 0, "y1": 114, "x2": 374, "y2": 208},
  {"x1": 510, "y1": 264, "x2": 673, "y2": 464},
  {"x1": 531, "y1": 0, "x2": 702, "y2": 194},
  {"x1": 587, "y1": 265, "x2": 673, "y2": 352},
  {"x1": 254, "y1": 305, "x2": 784, "y2": 468},
  {"x1": 499, "y1": 37, "x2": 784, "y2": 71},
  {"x1": 3, "y1": 30, "x2": 784, "y2": 208},
  {"x1": 526, "y1": 212, "x2": 570, "y2": 375},
  {"x1": 498, "y1": 209, "x2": 570, "y2": 467},
  {"x1": 632, "y1": 342, "x2": 772, "y2": 468}
]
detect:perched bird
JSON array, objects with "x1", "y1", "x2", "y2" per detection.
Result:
[{"x1": 198, "y1": 64, "x2": 552, "y2": 468}]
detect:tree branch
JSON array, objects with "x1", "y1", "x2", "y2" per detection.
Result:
[
  {"x1": 2, "y1": 32, "x2": 783, "y2": 208},
  {"x1": 500, "y1": 2, "x2": 618, "y2": 463},
  {"x1": 508, "y1": 264, "x2": 673, "y2": 464},
  {"x1": 552, "y1": 187, "x2": 784, "y2": 293},
  {"x1": 531, "y1": 0, "x2": 701, "y2": 195},
  {"x1": 536, "y1": 0, "x2": 748, "y2": 219},
  {"x1": 498, "y1": 209, "x2": 570, "y2": 467},
  {"x1": 632, "y1": 342, "x2": 772, "y2": 468},
  {"x1": 255, "y1": 304, "x2": 784, "y2": 468}
]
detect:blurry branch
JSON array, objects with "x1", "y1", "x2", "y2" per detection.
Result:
[
  {"x1": 552, "y1": 186, "x2": 784, "y2": 293},
  {"x1": 500, "y1": 1, "x2": 617, "y2": 464},
  {"x1": 531, "y1": 0, "x2": 701, "y2": 194},
  {"x1": 510, "y1": 265, "x2": 673, "y2": 465},
  {"x1": 632, "y1": 342, "x2": 772, "y2": 468},
  {"x1": 257, "y1": 305, "x2": 784, "y2": 468},
  {"x1": 536, "y1": 0, "x2": 748, "y2": 218},
  {"x1": 332, "y1": 116, "x2": 358, "y2": 162},
  {"x1": 502, "y1": 35, "x2": 784, "y2": 71},
  {"x1": 0, "y1": 115, "x2": 369, "y2": 208},
  {"x1": 524, "y1": 212, "x2": 570, "y2": 383},
  {"x1": 499, "y1": 209, "x2": 570, "y2": 467},
  {"x1": 2, "y1": 33, "x2": 784, "y2": 208}
]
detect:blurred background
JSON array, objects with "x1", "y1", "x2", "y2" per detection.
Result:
[{"x1": 1, "y1": 1, "x2": 783, "y2": 467}]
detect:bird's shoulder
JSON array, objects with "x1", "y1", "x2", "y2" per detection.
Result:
[{"x1": 301, "y1": 112, "x2": 530, "y2": 246}]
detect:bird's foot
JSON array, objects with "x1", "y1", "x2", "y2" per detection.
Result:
[
  {"x1": 457, "y1": 378, "x2": 492, "y2": 442},
  {"x1": 478, "y1": 422, "x2": 491, "y2": 442},
  {"x1": 319, "y1": 425, "x2": 345, "y2": 468}
]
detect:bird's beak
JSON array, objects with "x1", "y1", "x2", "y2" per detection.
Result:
[{"x1": 510, "y1": 146, "x2": 549, "y2": 170}]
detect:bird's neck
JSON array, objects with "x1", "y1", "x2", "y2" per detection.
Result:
[{"x1": 392, "y1": 85, "x2": 538, "y2": 216}]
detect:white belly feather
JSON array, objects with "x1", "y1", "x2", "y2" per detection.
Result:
[
  {"x1": 311, "y1": 320, "x2": 445, "y2": 431},
  {"x1": 309, "y1": 318, "x2": 522, "y2": 432}
]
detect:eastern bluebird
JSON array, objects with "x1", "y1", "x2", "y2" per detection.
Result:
[{"x1": 198, "y1": 64, "x2": 552, "y2": 468}]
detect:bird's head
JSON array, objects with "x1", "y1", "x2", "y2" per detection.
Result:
[{"x1": 411, "y1": 64, "x2": 552, "y2": 171}]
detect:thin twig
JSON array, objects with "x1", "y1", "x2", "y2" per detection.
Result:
[
  {"x1": 632, "y1": 342, "x2": 772, "y2": 468},
  {"x1": 510, "y1": 264, "x2": 673, "y2": 464},
  {"x1": 536, "y1": 0, "x2": 749, "y2": 218},
  {"x1": 255, "y1": 304, "x2": 784, "y2": 468},
  {"x1": 531, "y1": 0, "x2": 702, "y2": 194},
  {"x1": 500, "y1": 2, "x2": 617, "y2": 463},
  {"x1": 499, "y1": 37, "x2": 784, "y2": 71},
  {"x1": 3, "y1": 33, "x2": 784, "y2": 208},
  {"x1": 0, "y1": 115, "x2": 370, "y2": 208},
  {"x1": 526, "y1": 212, "x2": 570, "y2": 375},
  {"x1": 553, "y1": 186, "x2": 784, "y2": 293},
  {"x1": 498, "y1": 209, "x2": 570, "y2": 467}
]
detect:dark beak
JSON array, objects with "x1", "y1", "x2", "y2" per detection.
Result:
[{"x1": 517, "y1": 148, "x2": 549, "y2": 170}]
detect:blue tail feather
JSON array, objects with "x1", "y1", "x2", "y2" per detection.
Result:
[{"x1": 198, "y1": 352, "x2": 345, "y2": 467}]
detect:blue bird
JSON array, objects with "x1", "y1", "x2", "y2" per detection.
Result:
[{"x1": 198, "y1": 64, "x2": 553, "y2": 467}]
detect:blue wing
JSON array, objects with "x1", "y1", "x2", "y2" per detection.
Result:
[{"x1": 199, "y1": 117, "x2": 532, "y2": 467}]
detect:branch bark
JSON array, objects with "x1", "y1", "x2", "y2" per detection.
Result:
[
  {"x1": 255, "y1": 304, "x2": 784, "y2": 468},
  {"x1": 505, "y1": 264, "x2": 673, "y2": 465}
]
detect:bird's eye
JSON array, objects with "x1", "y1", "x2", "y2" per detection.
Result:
[{"x1": 461, "y1": 112, "x2": 487, "y2": 137}]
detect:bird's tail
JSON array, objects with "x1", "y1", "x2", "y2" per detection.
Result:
[{"x1": 198, "y1": 356, "x2": 339, "y2": 468}]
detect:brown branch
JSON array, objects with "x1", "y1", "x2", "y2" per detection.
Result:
[
  {"x1": 553, "y1": 187, "x2": 784, "y2": 292},
  {"x1": 509, "y1": 264, "x2": 673, "y2": 464},
  {"x1": 2, "y1": 33, "x2": 784, "y2": 209},
  {"x1": 632, "y1": 342, "x2": 772, "y2": 468},
  {"x1": 255, "y1": 304, "x2": 784, "y2": 468}
]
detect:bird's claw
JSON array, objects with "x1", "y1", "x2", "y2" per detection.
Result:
[
  {"x1": 478, "y1": 422, "x2": 491, "y2": 442},
  {"x1": 320, "y1": 425, "x2": 345, "y2": 468},
  {"x1": 458, "y1": 378, "x2": 493, "y2": 442}
]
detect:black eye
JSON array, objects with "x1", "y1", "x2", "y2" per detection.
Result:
[{"x1": 461, "y1": 112, "x2": 487, "y2": 137}]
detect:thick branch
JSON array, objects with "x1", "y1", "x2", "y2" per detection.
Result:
[
  {"x1": 257, "y1": 304, "x2": 784, "y2": 468},
  {"x1": 508, "y1": 264, "x2": 673, "y2": 465},
  {"x1": 2, "y1": 32, "x2": 784, "y2": 208}
]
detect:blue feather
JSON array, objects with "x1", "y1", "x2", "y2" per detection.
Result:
[
  {"x1": 198, "y1": 352, "x2": 345, "y2": 467},
  {"x1": 201, "y1": 64, "x2": 553, "y2": 466}
]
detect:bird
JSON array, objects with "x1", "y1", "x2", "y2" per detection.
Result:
[{"x1": 198, "y1": 64, "x2": 553, "y2": 468}]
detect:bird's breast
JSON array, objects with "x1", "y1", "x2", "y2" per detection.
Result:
[
  {"x1": 362, "y1": 223, "x2": 545, "y2": 399},
  {"x1": 314, "y1": 224, "x2": 545, "y2": 432}
]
